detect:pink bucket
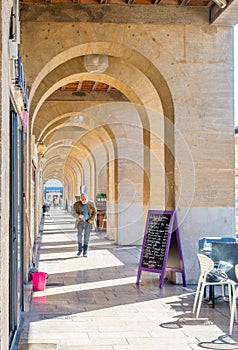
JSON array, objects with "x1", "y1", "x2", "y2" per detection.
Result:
[{"x1": 32, "y1": 272, "x2": 47, "y2": 291}]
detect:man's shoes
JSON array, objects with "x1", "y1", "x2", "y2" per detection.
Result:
[
  {"x1": 77, "y1": 243, "x2": 82, "y2": 256},
  {"x1": 83, "y1": 244, "x2": 88, "y2": 257}
]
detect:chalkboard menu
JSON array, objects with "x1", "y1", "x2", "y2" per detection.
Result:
[
  {"x1": 136, "y1": 210, "x2": 186, "y2": 288},
  {"x1": 141, "y1": 213, "x2": 171, "y2": 270}
]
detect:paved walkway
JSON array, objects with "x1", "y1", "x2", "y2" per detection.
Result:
[{"x1": 18, "y1": 208, "x2": 238, "y2": 349}]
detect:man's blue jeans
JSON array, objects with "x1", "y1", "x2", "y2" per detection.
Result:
[{"x1": 77, "y1": 221, "x2": 92, "y2": 251}]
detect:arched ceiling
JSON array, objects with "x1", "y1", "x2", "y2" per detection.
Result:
[
  {"x1": 28, "y1": 49, "x2": 169, "y2": 183},
  {"x1": 20, "y1": 0, "x2": 238, "y2": 186}
]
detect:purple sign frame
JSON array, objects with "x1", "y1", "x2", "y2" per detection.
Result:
[{"x1": 136, "y1": 210, "x2": 186, "y2": 288}]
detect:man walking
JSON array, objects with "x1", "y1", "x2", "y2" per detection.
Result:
[{"x1": 73, "y1": 194, "x2": 97, "y2": 257}]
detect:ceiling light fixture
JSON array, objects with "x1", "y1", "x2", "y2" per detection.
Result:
[
  {"x1": 63, "y1": 140, "x2": 73, "y2": 146},
  {"x1": 70, "y1": 115, "x2": 84, "y2": 123},
  {"x1": 84, "y1": 54, "x2": 108, "y2": 73},
  {"x1": 37, "y1": 141, "x2": 46, "y2": 156}
]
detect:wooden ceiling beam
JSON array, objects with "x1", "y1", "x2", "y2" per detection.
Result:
[
  {"x1": 20, "y1": 3, "x2": 209, "y2": 25},
  {"x1": 77, "y1": 81, "x2": 83, "y2": 90},
  {"x1": 92, "y1": 82, "x2": 99, "y2": 91},
  {"x1": 180, "y1": 0, "x2": 191, "y2": 5}
]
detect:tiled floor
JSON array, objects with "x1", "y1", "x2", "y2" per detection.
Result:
[{"x1": 18, "y1": 208, "x2": 238, "y2": 349}]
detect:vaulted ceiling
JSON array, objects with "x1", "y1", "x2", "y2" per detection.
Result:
[
  {"x1": 20, "y1": 0, "x2": 238, "y2": 185},
  {"x1": 21, "y1": 0, "x2": 238, "y2": 98}
]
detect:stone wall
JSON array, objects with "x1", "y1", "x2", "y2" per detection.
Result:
[{"x1": 1, "y1": 2, "x2": 11, "y2": 349}]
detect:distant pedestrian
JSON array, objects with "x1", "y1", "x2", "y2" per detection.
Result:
[
  {"x1": 42, "y1": 203, "x2": 47, "y2": 216},
  {"x1": 53, "y1": 198, "x2": 58, "y2": 208},
  {"x1": 73, "y1": 194, "x2": 97, "y2": 257}
]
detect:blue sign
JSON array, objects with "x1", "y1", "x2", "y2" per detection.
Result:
[{"x1": 44, "y1": 187, "x2": 63, "y2": 194}]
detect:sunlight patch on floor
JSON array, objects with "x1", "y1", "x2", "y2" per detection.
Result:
[
  {"x1": 32, "y1": 275, "x2": 137, "y2": 298},
  {"x1": 38, "y1": 249, "x2": 124, "y2": 274},
  {"x1": 90, "y1": 241, "x2": 115, "y2": 246},
  {"x1": 40, "y1": 243, "x2": 77, "y2": 249},
  {"x1": 41, "y1": 233, "x2": 75, "y2": 243}
]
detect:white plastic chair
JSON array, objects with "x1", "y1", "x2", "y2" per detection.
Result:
[
  {"x1": 193, "y1": 253, "x2": 235, "y2": 318},
  {"x1": 229, "y1": 264, "x2": 238, "y2": 335}
]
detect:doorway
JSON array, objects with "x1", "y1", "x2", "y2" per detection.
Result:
[{"x1": 9, "y1": 106, "x2": 24, "y2": 347}]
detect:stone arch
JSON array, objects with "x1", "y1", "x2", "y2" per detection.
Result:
[
  {"x1": 22, "y1": 25, "x2": 190, "y2": 123},
  {"x1": 26, "y1": 25, "x2": 195, "y2": 244},
  {"x1": 30, "y1": 57, "x2": 161, "y2": 128}
]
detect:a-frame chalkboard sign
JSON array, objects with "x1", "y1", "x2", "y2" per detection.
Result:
[{"x1": 136, "y1": 210, "x2": 186, "y2": 288}]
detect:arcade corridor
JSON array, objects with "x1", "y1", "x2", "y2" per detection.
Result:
[
  {"x1": 17, "y1": 208, "x2": 238, "y2": 349},
  {"x1": 1, "y1": 1, "x2": 238, "y2": 348}
]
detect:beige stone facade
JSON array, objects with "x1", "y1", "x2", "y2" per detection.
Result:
[
  {"x1": 21, "y1": 18, "x2": 235, "y2": 272},
  {"x1": 0, "y1": 1, "x2": 237, "y2": 348}
]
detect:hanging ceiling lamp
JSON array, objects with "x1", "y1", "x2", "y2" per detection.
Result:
[
  {"x1": 37, "y1": 141, "x2": 46, "y2": 156},
  {"x1": 84, "y1": 54, "x2": 108, "y2": 73}
]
